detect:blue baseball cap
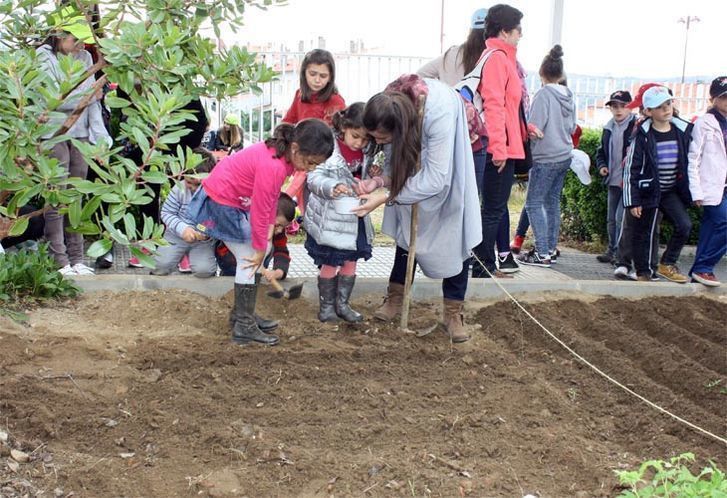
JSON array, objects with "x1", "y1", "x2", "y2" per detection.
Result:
[
  {"x1": 471, "y1": 8, "x2": 488, "y2": 29},
  {"x1": 642, "y1": 86, "x2": 673, "y2": 109}
]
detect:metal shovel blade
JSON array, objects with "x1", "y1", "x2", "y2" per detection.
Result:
[{"x1": 266, "y1": 279, "x2": 303, "y2": 300}]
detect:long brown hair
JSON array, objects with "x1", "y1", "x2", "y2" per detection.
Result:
[
  {"x1": 460, "y1": 28, "x2": 486, "y2": 74},
  {"x1": 299, "y1": 49, "x2": 338, "y2": 103},
  {"x1": 362, "y1": 92, "x2": 421, "y2": 199},
  {"x1": 219, "y1": 125, "x2": 243, "y2": 150}
]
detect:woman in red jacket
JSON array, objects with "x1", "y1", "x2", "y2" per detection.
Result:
[{"x1": 471, "y1": 4, "x2": 528, "y2": 277}]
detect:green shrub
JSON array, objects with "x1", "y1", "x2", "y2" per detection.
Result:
[
  {"x1": 560, "y1": 128, "x2": 608, "y2": 242},
  {"x1": 561, "y1": 128, "x2": 701, "y2": 246},
  {"x1": 0, "y1": 244, "x2": 80, "y2": 303},
  {"x1": 615, "y1": 452, "x2": 727, "y2": 497}
]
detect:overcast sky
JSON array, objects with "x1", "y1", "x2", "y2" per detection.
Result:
[{"x1": 230, "y1": 0, "x2": 725, "y2": 79}]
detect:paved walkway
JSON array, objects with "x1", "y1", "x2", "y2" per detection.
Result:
[{"x1": 89, "y1": 243, "x2": 726, "y2": 283}]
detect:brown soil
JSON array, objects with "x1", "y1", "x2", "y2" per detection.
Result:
[{"x1": 0, "y1": 290, "x2": 725, "y2": 497}]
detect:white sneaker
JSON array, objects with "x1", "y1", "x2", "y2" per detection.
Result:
[
  {"x1": 628, "y1": 270, "x2": 638, "y2": 281},
  {"x1": 58, "y1": 265, "x2": 77, "y2": 276},
  {"x1": 614, "y1": 266, "x2": 629, "y2": 280},
  {"x1": 71, "y1": 263, "x2": 95, "y2": 275}
]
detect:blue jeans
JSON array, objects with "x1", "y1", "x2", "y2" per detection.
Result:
[
  {"x1": 690, "y1": 191, "x2": 727, "y2": 275},
  {"x1": 606, "y1": 186, "x2": 624, "y2": 256},
  {"x1": 524, "y1": 160, "x2": 571, "y2": 255}
]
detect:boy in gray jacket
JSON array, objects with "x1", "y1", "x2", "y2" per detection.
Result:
[{"x1": 595, "y1": 91, "x2": 637, "y2": 264}]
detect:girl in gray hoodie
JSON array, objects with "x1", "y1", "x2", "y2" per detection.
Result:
[
  {"x1": 518, "y1": 45, "x2": 576, "y2": 268},
  {"x1": 37, "y1": 7, "x2": 111, "y2": 276}
]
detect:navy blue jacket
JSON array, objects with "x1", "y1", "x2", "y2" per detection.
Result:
[
  {"x1": 595, "y1": 114, "x2": 637, "y2": 185},
  {"x1": 622, "y1": 116, "x2": 693, "y2": 209}
]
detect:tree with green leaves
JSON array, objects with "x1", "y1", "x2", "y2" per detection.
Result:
[{"x1": 0, "y1": 0, "x2": 281, "y2": 267}]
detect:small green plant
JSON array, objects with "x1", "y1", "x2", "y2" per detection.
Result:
[
  {"x1": 615, "y1": 452, "x2": 727, "y2": 497},
  {"x1": 704, "y1": 379, "x2": 723, "y2": 390},
  {"x1": 0, "y1": 244, "x2": 81, "y2": 304}
]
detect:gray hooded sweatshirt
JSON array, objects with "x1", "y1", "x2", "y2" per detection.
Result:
[
  {"x1": 36, "y1": 44, "x2": 109, "y2": 144},
  {"x1": 528, "y1": 83, "x2": 576, "y2": 163}
]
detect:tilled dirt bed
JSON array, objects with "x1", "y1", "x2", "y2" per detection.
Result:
[{"x1": 0, "y1": 289, "x2": 725, "y2": 497}]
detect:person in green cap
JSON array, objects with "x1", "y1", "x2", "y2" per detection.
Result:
[
  {"x1": 37, "y1": 5, "x2": 111, "y2": 276},
  {"x1": 210, "y1": 113, "x2": 244, "y2": 155}
]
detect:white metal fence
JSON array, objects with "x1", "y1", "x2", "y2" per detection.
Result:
[{"x1": 208, "y1": 51, "x2": 712, "y2": 142}]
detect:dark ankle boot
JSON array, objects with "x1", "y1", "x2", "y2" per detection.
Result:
[
  {"x1": 230, "y1": 283, "x2": 279, "y2": 345},
  {"x1": 317, "y1": 276, "x2": 339, "y2": 322},
  {"x1": 253, "y1": 274, "x2": 279, "y2": 332},
  {"x1": 336, "y1": 275, "x2": 363, "y2": 323}
]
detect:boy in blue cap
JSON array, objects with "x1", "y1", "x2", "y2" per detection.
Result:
[{"x1": 623, "y1": 86, "x2": 693, "y2": 282}]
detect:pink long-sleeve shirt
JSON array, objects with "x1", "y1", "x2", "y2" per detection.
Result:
[{"x1": 202, "y1": 142, "x2": 294, "y2": 251}]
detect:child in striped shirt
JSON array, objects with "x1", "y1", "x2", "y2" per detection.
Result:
[
  {"x1": 623, "y1": 86, "x2": 694, "y2": 282},
  {"x1": 152, "y1": 149, "x2": 218, "y2": 277}
]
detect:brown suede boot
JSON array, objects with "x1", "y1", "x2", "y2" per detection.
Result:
[
  {"x1": 373, "y1": 282, "x2": 405, "y2": 321},
  {"x1": 442, "y1": 298, "x2": 470, "y2": 343}
]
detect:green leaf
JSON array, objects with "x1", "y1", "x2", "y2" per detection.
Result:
[
  {"x1": 7, "y1": 217, "x2": 29, "y2": 237},
  {"x1": 81, "y1": 196, "x2": 103, "y2": 220},
  {"x1": 123, "y1": 212, "x2": 137, "y2": 240},
  {"x1": 104, "y1": 95, "x2": 131, "y2": 109},
  {"x1": 68, "y1": 199, "x2": 81, "y2": 228},
  {"x1": 86, "y1": 239, "x2": 113, "y2": 258},
  {"x1": 141, "y1": 170, "x2": 169, "y2": 184},
  {"x1": 129, "y1": 246, "x2": 156, "y2": 268}
]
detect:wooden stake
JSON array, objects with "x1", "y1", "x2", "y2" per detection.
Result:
[
  {"x1": 399, "y1": 204, "x2": 418, "y2": 331},
  {"x1": 399, "y1": 94, "x2": 426, "y2": 331}
]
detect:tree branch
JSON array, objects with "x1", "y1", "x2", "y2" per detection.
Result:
[{"x1": 51, "y1": 74, "x2": 107, "y2": 138}]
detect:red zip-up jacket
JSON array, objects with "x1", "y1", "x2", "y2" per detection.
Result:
[{"x1": 477, "y1": 37, "x2": 526, "y2": 162}]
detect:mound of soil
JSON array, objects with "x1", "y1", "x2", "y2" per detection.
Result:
[{"x1": 0, "y1": 289, "x2": 725, "y2": 497}]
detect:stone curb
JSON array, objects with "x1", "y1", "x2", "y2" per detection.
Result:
[{"x1": 71, "y1": 274, "x2": 727, "y2": 301}]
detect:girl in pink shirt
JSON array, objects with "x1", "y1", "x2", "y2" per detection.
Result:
[{"x1": 188, "y1": 119, "x2": 334, "y2": 346}]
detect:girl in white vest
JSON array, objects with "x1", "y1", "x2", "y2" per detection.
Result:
[{"x1": 304, "y1": 103, "x2": 382, "y2": 323}]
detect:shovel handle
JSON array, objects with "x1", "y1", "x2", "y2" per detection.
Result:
[{"x1": 268, "y1": 278, "x2": 285, "y2": 293}]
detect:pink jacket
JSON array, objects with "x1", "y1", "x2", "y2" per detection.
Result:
[
  {"x1": 203, "y1": 142, "x2": 294, "y2": 251},
  {"x1": 688, "y1": 112, "x2": 727, "y2": 206},
  {"x1": 477, "y1": 38, "x2": 525, "y2": 161}
]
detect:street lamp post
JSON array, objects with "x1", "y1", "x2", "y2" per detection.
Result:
[
  {"x1": 439, "y1": 0, "x2": 445, "y2": 54},
  {"x1": 678, "y1": 15, "x2": 700, "y2": 84}
]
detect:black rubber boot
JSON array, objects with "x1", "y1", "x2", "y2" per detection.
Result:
[
  {"x1": 253, "y1": 274, "x2": 279, "y2": 332},
  {"x1": 336, "y1": 275, "x2": 363, "y2": 323},
  {"x1": 317, "y1": 276, "x2": 339, "y2": 322},
  {"x1": 230, "y1": 283, "x2": 279, "y2": 345}
]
